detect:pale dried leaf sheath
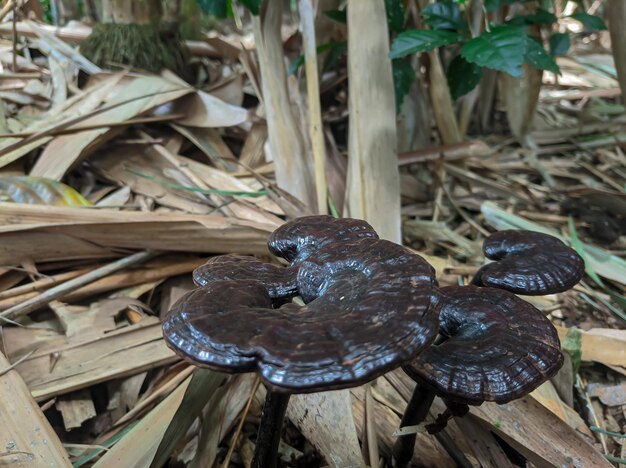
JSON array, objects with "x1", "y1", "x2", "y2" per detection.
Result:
[
  {"x1": 252, "y1": 1, "x2": 316, "y2": 209},
  {"x1": 345, "y1": 0, "x2": 401, "y2": 242},
  {"x1": 0, "y1": 351, "x2": 71, "y2": 467},
  {"x1": 428, "y1": 50, "x2": 462, "y2": 145},
  {"x1": 287, "y1": 391, "x2": 365, "y2": 467},
  {"x1": 299, "y1": 0, "x2": 328, "y2": 215},
  {"x1": 608, "y1": 0, "x2": 626, "y2": 101}
]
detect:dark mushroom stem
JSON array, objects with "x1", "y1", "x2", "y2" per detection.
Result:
[
  {"x1": 393, "y1": 383, "x2": 436, "y2": 467},
  {"x1": 252, "y1": 391, "x2": 291, "y2": 468}
]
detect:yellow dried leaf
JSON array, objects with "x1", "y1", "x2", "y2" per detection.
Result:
[{"x1": 0, "y1": 176, "x2": 91, "y2": 206}]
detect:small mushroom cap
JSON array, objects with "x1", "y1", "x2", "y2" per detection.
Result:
[
  {"x1": 472, "y1": 230, "x2": 584, "y2": 295},
  {"x1": 193, "y1": 255, "x2": 298, "y2": 299},
  {"x1": 268, "y1": 215, "x2": 378, "y2": 264},
  {"x1": 163, "y1": 238, "x2": 440, "y2": 393},
  {"x1": 404, "y1": 285, "x2": 563, "y2": 405}
]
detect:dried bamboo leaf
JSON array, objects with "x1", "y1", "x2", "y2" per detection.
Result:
[
  {"x1": 0, "y1": 351, "x2": 71, "y2": 467},
  {"x1": 388, "y1": 369, "x2": 609, "y2": 467},
  {"x1": 0, "y1": 73, "x2": 124, "y2": 168},
  {"x1": 531, "y1": 381, "x2": 590, "y2": 433},
  {"x1": 190, "y1": 374, "x2": 257, "y2": 468},
  {"x1": 30, "y1": 75, "x2": 193, "y2": 180},
  {"x1": 351, "y1": 383, "x2": 454, "y2": 467},
  {"x1": 56, "y1": 389, "x2": 97, "y2": 430},
  {"x1": 4, "y1": 313, "x2": 177, "y2": 400},
  {"x1": 0, "y1": 203, "x2": 276, "y2": 264},
  {"x1": 93, "y1": 374, "x2": 192, "y2": 467},
  {"x1": 0, "y1": 175, "x2": 91, "y2": 206},
  {"x1": 470, "y1": 397, "x2": 612, "y2": 467},
  {"x1": 287, "y1": 390, "x2": 365, "y2": 467},
  {"x1": 345, "y1": 0, "x2": 401, "y2": 242},
  {"x1": 150, "y1": 369, "x2": 227, "y2": 468},
  {"x1": 557, "y1": 326, "x2": 626, "y2": 368},
  {"x1": 452, "y1": 416, "x2": 514, "y2": 468},
  {"x1": 172, "y1": 90, "x2": 249, "y2": 127}
]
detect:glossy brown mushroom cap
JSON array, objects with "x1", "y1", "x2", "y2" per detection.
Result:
[
  {"x1": 163, "y1": 237, "x2": 441, "y2": 393},
  {"x1": 193, "y1": 255, "x2": 298, "y2": 299},
  {"x1": 472, "y1": 230, "x2": 585, "y2": 295},
  {"x1": 268, "y1": 215, "x2": 378, "y2": 265},
  {"x1": 404, "y1": 285, "x2": 563, "y2": 405}
]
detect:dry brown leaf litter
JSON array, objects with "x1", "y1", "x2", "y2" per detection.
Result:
[{"x1": 0, "y1": 15, "x2": 625, "y2": 468}]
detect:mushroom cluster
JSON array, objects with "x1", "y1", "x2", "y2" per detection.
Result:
[{"x1": 162, "y1": 217, "x2": 584, "y2": 468}]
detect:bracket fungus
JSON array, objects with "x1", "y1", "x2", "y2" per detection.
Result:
[
  {"x1": 471, "y1": 230, "x2": 585, "y2": 295},
  {"x1": 163, "y1": 220, "x2": 581, "y2": 468},
  {"x1": 162, "y1": 216, "x2": 440, "y2": 468},
  {"x1": 393, "y1": 285, "x2": 565, "y2": 467}
]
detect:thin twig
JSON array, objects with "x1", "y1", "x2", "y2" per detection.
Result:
[
  {"x1": 0, "y1": 347, "x2": 37, "y2": 376},
  {"x1": 0, "y1": 250, "x2": 156, "y2": 321}
]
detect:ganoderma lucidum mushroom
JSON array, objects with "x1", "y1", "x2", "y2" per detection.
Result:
[
  {"x1": 393, "y1": 285, "x2": 565, "y2": 467},
  {"x1": 394, "y1": 228, "x2": 583, "y2": 466},
  {"x1": 162, "y1": 216, "x2": 441, "y2": 468},
  {"x1": 471, "y1": 230, "x2": 585, "y2": 295}
]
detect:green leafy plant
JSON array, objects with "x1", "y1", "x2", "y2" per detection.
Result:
[
  {"x1": 197, "y1": 0, "x2": 261, "y2": 17},
  {"x1": 387, "y1": 0, "x2": 607, "y2": 101}
]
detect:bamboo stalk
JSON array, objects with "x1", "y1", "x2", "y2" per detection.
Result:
[
  {"x1": 0, "y1": 250, "x2": 155, "y2": 321},
  {"x1": 298, "y1": 0, "x2": 328, "y2": 215}
]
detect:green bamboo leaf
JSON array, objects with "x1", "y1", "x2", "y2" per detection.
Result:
[{"x1": 389, "y1": 29, "x2": 461, "y2": 59}]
